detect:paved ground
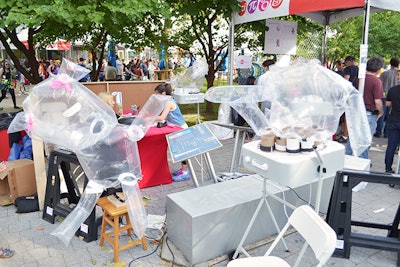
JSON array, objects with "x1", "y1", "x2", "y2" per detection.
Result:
[{"x1": 0, "y1": 90, "x2": 399, "y2": 266}]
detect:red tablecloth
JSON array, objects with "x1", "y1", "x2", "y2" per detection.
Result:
[
  {"x1": 137, "y1": 125, "x2": 182, "y2": 188},
  {"x1": 0, "y1": 130, "x2": 9, "y2": 161},
  {"x1": 0, "y1": 129, "x2": 25, "y2": 161}
]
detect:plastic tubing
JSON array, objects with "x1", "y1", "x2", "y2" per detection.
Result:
[
  {"x1": 118, "y1": 173, "x2": 147, "y2": 239},
  {"x1": 50, "y1": 180, "x2": 103, "y2": 246}
]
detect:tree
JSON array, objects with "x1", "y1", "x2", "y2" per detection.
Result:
[
  {"x1": 326, "y1": 11, "x2": 400, "y2": 63},
  {"x1": 0, "y1": 0, "x2": 168, "y2": 84},
  {"x1": 0, "y1": 1, "x2": 57, "y2": 84},
  {"x1": 149, "y1": 1, "x2": 323, "y2": 113},
  {"x1": 163, "y1": 0, "x2": 267, "y2": 113},
  {"x1": 52, "y1": 1, "x2": 170, "y2": 82}
]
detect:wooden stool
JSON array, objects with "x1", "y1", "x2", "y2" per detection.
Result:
[{"x1": 97, "y1": 196, "x2": 147, "y2": 262}]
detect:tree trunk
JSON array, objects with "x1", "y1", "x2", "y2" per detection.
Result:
[
  {"x1": 205, "y1": 67, "x2": 216, "y2": 113},
  {"x1": 0, "y1": 30, "x2": 41, "y2": 84}
]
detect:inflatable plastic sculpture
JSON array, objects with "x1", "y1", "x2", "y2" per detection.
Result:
[
  {"x1": 8, "y1": 58, "x2": 170, "y2": 245},
  {"x1": 170, "y1": 60, "x2": 208, "y2": 93},
  {"x1": 205, "y1": 59, "x2": 371, "y2": 157}
]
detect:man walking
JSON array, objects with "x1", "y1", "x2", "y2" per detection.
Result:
[{"x1": 376, "y1": 57, "x2": 399, "y2": 137}]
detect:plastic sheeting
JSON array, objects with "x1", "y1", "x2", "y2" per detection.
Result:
[
  {"x1": 170, "y1": 60, "x2": 208, "y2": 93},
  {"x1": 205, "y1": 60, "x2": 371, "y2": 157},
  {"x1": 8, "y1": 58, "x2": 170, "y2": 245}
]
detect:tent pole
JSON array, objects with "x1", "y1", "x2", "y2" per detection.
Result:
[
  {"x1": 321, "y1": 12, "x2": 329, "y2": 67},
  {"x1": 228, "y1": 15, "x2": 235, "y2": 86},
  {"x1": 358, "y1": 0, "x2": 371, "y2": 95},
  {"x1": 322, "y1": 24, "x2": 328, "y2": 66},
  {"x1": 362, "y1": 0, "x2": 371, "y2": 45}
]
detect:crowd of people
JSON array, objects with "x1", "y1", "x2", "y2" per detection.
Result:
[
  {"x1": 333, "y1": 55, "x2": 400, "y2": 173},
  {"x1": 232, "y1": 55, "x2": 399, "y2": 173},
  {"x1": 0, "y1": 54, "x2": 197, "y2": 110},
  {"x1": 2, "y1": 53, "x2": 399, "y2": 171}
]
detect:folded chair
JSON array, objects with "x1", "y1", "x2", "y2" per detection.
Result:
[{"x1": 227, "y1": 205, "x2": 337, "y2": 267}]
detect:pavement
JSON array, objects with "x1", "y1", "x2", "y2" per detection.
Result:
[{"x1": 0, "y1": 90, "x2": 399, "y2": 266}]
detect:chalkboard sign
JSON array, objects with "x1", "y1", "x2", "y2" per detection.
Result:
[{"x1": 166, "y1": 123, "x2": 222, "y2": 163}]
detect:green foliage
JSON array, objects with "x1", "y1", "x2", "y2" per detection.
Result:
[
  {"x1": 0, "y1": 0, "x2": 170, "y2": 83},
  {"x1": 181, "y1": 78, "x2": 230, "y2": 126},
  {"x1": 326, "y1": 11, "x2": 400, "y2": 63}
]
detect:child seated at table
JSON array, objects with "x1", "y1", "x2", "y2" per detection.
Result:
[
  {"x1": 98, "y1": 92, "x2": 119, "y2": 118},
  {"x1": 154, "y1": 83, "x2": 190, "y2": 181}
]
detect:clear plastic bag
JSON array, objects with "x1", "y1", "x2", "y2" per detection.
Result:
[
  {"x1": 8, "y1": 58, "x2": 166, "y2": 245},
  {"x1": 170, "y1": 60, "x2": 208, "y2": 93},
  {"x1": 205, "y1": 59, "x2": 371, "y2": 156}
]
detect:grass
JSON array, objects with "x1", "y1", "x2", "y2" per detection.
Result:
[
  {"x1": 181, "y1": 102, "x2": 220, "y2": 126},
  {"x1": 179, "y1": 78, "x2": 230, "y2": 126}
]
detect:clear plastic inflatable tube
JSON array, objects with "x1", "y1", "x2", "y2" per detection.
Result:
[
  {"x1": 51, "y1": 180, "x2": 103, "y2": 246},
  {"x1": 170, "y1": 60, "x2": 208, "y2": 91},
  {"x1": 205, "y1": 59, "x2": 371, "y2": 156},
  {"x1": 6, "y1": 59, "x2": 172, "y2": 245},
  {"x1": 118, "y1": 173, "x2": 147, "y2": 239}
]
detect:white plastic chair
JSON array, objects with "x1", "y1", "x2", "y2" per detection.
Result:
[{"x1": 227, "y1": 205, "x2": 337, "y2": 267}]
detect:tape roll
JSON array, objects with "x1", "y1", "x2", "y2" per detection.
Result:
[
  {"x1": 286, "y1": 138, "x2": 300, "y2": 153},
  {"x1": 261, "y1": 133, "x2": 275, "y2": 147},
  {"x1": 301, "y1": 138, "x2": 314, "y2": 152},
  {"x1": 260, "y1": 144, "x2": 274, "y2": 152},
  {"x1": 275, "y1": 137, "x2": 287, "y2": 152}
]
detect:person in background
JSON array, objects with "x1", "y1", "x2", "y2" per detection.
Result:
[
  {"x1": 154, "y1": 83, "x2": 189, "y2": 181},
  {"x1": 337, "y1": 56, "x2": 359, "y2": 144},
  {"x1": 104, "y1": 61, "x2": 117, "y2": 81},
  {"x1": 343, "y1": 55, "x2": 359, "y2": 87},
  {"x1": 148, "y1": 59, "x2": 156, "y2": 80},
  {"x1": 115, "y1": 55, "x2": 123, "y2": 81},
  {"x1": 0, "y1": 60, "x2": 19, "y2": 110},
  {"x1": 46, "y1": 60, "x2": 55, "y2": 76},
  {"x1": 346, "y1": 56, "x2": 384, "y2": 159},
  {"x1": 334, "y1": 59, "x2": 345, "y2": 76},
  {"x1": 232, "y1": 75, "x2": 256, "y2": 127},
  {"x1": 258, "y1": 59, "x2": 275, "y2": 114},
  {"x1": 246, "y1": 75, "x2": 257, "y2": 85},
  {"x1": 98, "y1": 91, "x2": 119, "y2": 118},
  {"x1": 183, "y1": 54, "x2": 191, "y2": 68},
  {"x1": 78, "y1": 57, "x2": 90, "y2": 82},
  {"x1": 38, "y1": 59, "x2": 47, "y2": 81},
  {"x1": 52, "y1": 60, "x2": 61, "y2": 75},
  {"x1": 139, "y1": 57, "x2": 149, "y2": 80},
  {"x1": 376, "y1": 57, "x2": 399, "y2": 138},
  {"x1": 99, "y1": 59, "x2": 107, "y2": 81},
  {"x1": 333, "y1": 59, "x2": 345, "y2": 142},
  {"x1": 333, "y1": 59, "x2": 348, "y2": 143},
  {"x1": 384, "y1": 69, "x2": 400, "y2": 174}
]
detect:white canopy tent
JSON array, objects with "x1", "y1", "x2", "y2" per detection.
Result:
[{"x1": 228, "y1": 0, "x2": 400, "y2": 93}]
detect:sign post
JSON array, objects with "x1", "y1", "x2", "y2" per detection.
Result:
[{"x1": 166, "y1": 123, "x2": 222, "y2": 187}]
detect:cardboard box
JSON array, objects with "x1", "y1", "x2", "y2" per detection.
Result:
[{"x1": 0, "y1": 159, "x2": 37, "y2": 203}]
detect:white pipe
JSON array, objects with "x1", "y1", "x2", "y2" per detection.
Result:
[
  {"x1": 228, "y1": 15, "x2": 235, "y2": 86},
  {"x1": 358, "y1": 0, "x2": 371, "y2": 96}
]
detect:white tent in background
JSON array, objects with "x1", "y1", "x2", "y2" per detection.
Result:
[{"x1": 229, "y1": 0, "x2": 400, "y2": 93}]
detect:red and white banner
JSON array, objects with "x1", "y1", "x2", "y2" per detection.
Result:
[
  {"x1": 234, "y1": 0, "x2": 400, "y2": 25},
  {"x1": 234, "y1": 0, "x2": 364, "y2": 25}
]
